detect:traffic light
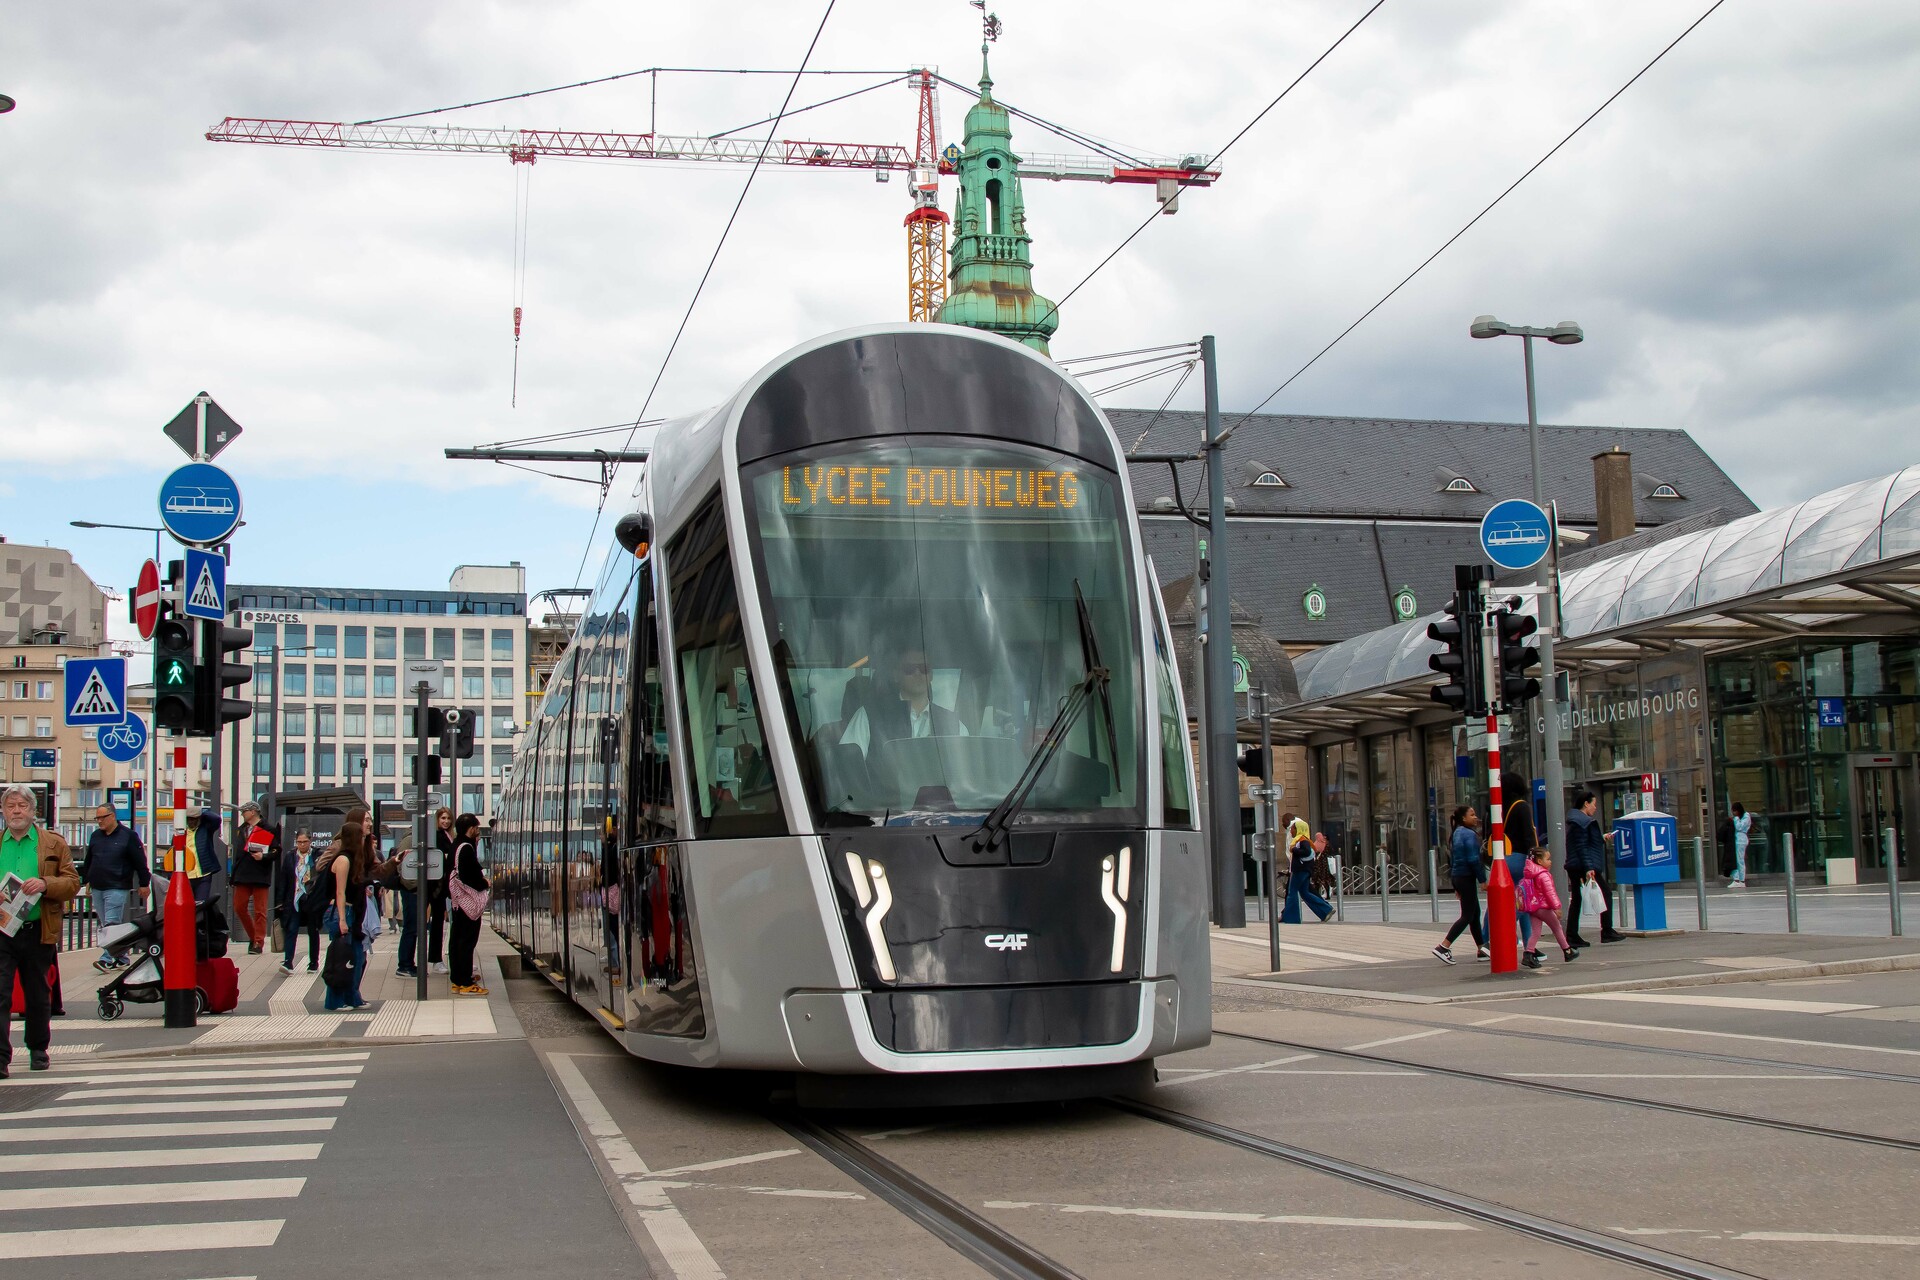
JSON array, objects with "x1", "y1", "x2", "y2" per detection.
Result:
[
  {"x1": 1238, "y1": 746, "x2": 1268, "y2": 778},
  {"x1": 194, "y1": 622, "x2": 254, "y2": 736},
  {"x1": 1427, "y1": 598, "x2": 1484, "y2": 717},
  {"x1": 411, "y1": 754, "x2": 443, "y2": 785},
  {"x1": 152, "y1": 607, "x2": 197, "y2": 732},
  {"x1": 1494, "y1": 607, "x2": 1541, "y2": 709},
  {"x1": 446, "y1": 707, "x2": 476, "y2": 760},
  {"x1": 406, "y1": 706, "x2": 447, "y2": 740}
]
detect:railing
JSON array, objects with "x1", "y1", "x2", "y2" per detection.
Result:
[{"x1": 61, "y1": 888, "x2": 97, "y2": 951}]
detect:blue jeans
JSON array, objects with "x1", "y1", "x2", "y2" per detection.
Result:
[
  {"x1": 320, "y1": 906, "x2": 367, "y2": 1010},
  {"x1": 93, "y1": 888, "x2": 134, "y2": 960},
  {"x1": 1281, "y1": 875, "x2": 1332, "y2": 923}
]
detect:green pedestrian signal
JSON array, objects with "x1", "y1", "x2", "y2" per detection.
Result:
[
  {"x1": 161, "y1": 659, "x2": 190, "y2": 688},
  {"x1": 152, "y1": 611, "x2": 197, "y2": 732}
]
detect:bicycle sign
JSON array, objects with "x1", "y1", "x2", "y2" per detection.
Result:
[{"x1": 98, "y1": 713, "x2": 148, "y2": 764}]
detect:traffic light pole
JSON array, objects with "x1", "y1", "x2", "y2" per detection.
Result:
[
  {"x1": 1200, "y1": 335, "x2": 1244, "y2": 929},
  {"x1": 415, "y1": 679, "x2": 432, "y2": 1003},
  {"x1": 1523, "y1": 335, "x2": 1569, "y2": 865}
]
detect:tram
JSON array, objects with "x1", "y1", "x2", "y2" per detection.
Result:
[{"x1": 490, "y1": 324, "x2": 1211, "y2": 1100}]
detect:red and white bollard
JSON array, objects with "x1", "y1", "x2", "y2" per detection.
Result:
[
  {"x1": 163, "y1": 744, "x2": 196, "y2": 1027},
  {"x1": 1485, "y1": 713, "x2": 1518, "y2": 974}
]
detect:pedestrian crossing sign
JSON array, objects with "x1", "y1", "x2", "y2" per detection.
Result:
[
  {"x1": 63, "y1": 656, "x2": 127, "y2": 727},
  {"x1": 183, "y1": 546, "x2": 227, "y2": 621}
]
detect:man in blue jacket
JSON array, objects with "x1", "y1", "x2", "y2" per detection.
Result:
[{"x1": 81, "y1": 802, "x2": 149, "y2": 970}]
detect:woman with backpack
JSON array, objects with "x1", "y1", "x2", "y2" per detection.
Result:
[
  {"x1": 1520, "y1": 847, "x2": 1578, "y2": 968},
  {"x1": 1433, "y1": 805, "x2": 1490, "y2": 965},
  {"x1": 446, "y1": 813, "x2": 491, "y2": 996}
]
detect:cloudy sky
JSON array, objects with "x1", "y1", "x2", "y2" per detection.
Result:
[{"x1": 4, "y1": 0, "x2": 1915, "y2": 632}]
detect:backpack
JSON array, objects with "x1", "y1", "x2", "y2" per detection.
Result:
[{"x1": 1517, "y1": 871, "x2": 1536, "y2": 913}]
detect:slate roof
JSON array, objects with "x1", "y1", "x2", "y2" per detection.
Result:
[{"x1": 1113, "y1": 409, "x2": 1755, "y2": 528}]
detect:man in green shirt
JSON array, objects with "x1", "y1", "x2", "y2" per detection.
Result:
[{"x1": 1, "y1": 785, "x2": 81, "y2": 1076}]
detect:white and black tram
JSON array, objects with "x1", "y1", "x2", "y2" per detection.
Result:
[{"x1": 491, "y1": 323, "x2": 1210, "y2": 1101}]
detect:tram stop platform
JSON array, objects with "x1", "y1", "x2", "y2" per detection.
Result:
[
  {"x1": 1210, "y1": 920, "x2": 1920, "y2": 1005},
  {"x1": 10, "y1": 928, "x2": 525, "y2": 1061}
]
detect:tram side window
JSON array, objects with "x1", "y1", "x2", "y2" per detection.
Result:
[
  {"x1": 628, "y1": 560, "x2": 677, "y2": 842},
  {"x1": 669, "y1": 497, "x2": 785, "y2": 838},
  {"x1": 1151, "y1": 576, "x2": 1194, "y2": 829}
]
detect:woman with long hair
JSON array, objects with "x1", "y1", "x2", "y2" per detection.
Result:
[
  {"x1": 429, "y1": 807, "x2": 455, "y2": 974},
  {"x1": 446, "y1": 813, "x2": 490, "y2": 995},
  {"x1": 321, "y1": 819, "x2": 376, "y2": 1010},
  {"x1": 1433, "y1": 805, "x2": 1490, "y2": 965}
]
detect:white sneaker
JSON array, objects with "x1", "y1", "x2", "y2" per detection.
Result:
[
  {"x1": 430, "y1": 962, "x2": 448, "y2": 974},
  {"x1": 1727, "y1": 880, "x2": 1745, "y2": 890}
]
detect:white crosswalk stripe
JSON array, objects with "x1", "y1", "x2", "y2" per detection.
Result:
[{"x1": 0, "y1": 1054, "x2": 363, "y2": 1266}]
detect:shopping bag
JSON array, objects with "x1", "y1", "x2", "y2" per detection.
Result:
[
  {"x1": 270, "y1": 918, "x2": 286, "y2": 953},
  {"x1": 1579, "y1": 877, "x2": 1607, "y2": 920}
]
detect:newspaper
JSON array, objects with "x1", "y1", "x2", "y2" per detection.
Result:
[{"x1": 0, "y1": 871, "x2": 42, "y2": 938}]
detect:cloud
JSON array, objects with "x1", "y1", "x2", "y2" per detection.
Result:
[{"x1": 3, "y1": 0, "x2": 1916, "y2": 598}]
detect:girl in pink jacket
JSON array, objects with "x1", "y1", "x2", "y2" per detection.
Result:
[{"x1": 1520, "y1": 849, "x2": 1579, "y2": 967}]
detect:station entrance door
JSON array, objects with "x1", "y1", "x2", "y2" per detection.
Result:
[{"x1": 1850, "y1": 754, "x2": 1914, "y2": 880}]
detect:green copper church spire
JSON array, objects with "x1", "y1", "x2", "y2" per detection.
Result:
[{"x1": 934, "y1": 44, "x2": 1059, "y2": 354}]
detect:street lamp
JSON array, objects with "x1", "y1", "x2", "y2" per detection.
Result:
[{"x1": 1470, "y1": 315, "x2": 1583, "y2": 865}]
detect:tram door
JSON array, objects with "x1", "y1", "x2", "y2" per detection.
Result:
[{"x1": 1850, "y1": 756, "x2": 1913, "y2": 876}]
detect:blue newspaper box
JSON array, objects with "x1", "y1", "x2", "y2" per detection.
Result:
[{"x1": 1611, "y1": 809, "x2": 1680, "y2": 929}]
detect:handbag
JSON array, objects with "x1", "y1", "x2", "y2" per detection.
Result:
[
  {"x1": 271, "y1": 917, "x2": 286, "y2": 952},
  {"x1": 447, "y1": 843, "x2": 490, "y2": 920},
  {"x1": 322, "y1": 934, "x2": 356, "y2": 992},
  {"x1": 1579, "y1": 876, "x2": 1607, "y2": 920}
]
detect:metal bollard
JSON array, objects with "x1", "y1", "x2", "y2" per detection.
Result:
[
  {"x1": 1333, "y1": 857, "x2": 1345, "y2": 922},
  {"x1": 1428, "y1": 847, "x2": 1441, "y2": 922},
  {"x1": 1692, "y1": 835, "x2": 1709, "y2": 931},
  {"x1": 1378, "y1": 848, "x2": 1391, "y2": 923},
  {"x1": 1783, "y1": 831, "x2": 1799, "y2": 933},
  {"x1": 1888, "y1": 828, "x2": 1905, "y2": 938}
]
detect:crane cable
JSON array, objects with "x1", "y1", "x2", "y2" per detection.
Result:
[{"x1": 511, "y1": 161, "x2": 533, "y2": 407}]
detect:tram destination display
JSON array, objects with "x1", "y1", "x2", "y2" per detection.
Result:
[{"x1": 775, "y1": 457, "x2": 1086, "y2": 514}]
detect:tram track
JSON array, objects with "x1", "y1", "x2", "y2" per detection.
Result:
[
  {"x1": 1211, "y1": 1028, "x2": 1920, "y2": 1153},
  {"x1": 1107, "y1": 1096, "x2": 1762, "y2": 1280},
  {"x1": 772, "y1": 1110, "x2": 1086, "y2": 1280},
  {"x1": 1214, "y1": 992, "x2": 1920, "y2": 1086}
]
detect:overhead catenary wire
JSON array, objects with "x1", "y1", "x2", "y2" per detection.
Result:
[
  {"x1": 566, "y1": 0, "x2": 841, "y2": 596},
  {"x1": 1031, "y1": 0, "x2": 1389, "y2": 340},
  {"x1": 1218, "y1": 0, "x2": 1729, "y2": 444}
]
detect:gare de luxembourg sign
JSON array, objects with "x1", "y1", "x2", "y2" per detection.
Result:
[
  {"x1": 1540, "y1": 683, "x2": 1704, "y2": 734},
  {"x1": 777, "y1": 461, "x2": 1085, "y2": 513}
]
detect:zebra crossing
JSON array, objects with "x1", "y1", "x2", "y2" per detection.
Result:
[{"x1": 0, "y1": 1049, "x2": 369, "y2": 1265}]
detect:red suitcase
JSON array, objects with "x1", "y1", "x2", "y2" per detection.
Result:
[{"x1": 195, "y1": 957, "x2": 240, "y2": 1014}]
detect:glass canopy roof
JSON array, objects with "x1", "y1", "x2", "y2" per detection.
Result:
[{"x1": 1292, "y1": 464, "x2": 1920, "y2": 708}]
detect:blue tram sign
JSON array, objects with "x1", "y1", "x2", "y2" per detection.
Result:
[
  {"x1": 158, "y1": 462, "x2": 243, "y2": 546},
  {"x1": 1479, "y1": 498, "x2": 1553, "y2": 572}
]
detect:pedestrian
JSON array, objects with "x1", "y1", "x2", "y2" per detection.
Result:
[
  {"x1": 81, "y1": 800, "x2": 149, "y2": 970},
  {"x1": 428, "y1": 807, "x2": 454, "y2": 975},
  {"x1": 186, "y1": 806, "x2": 226, "y2": 905},
  {"x1": 276, "y1": 830, "x2": 322, "y2": 974},
  {"x1": 0, "y1": 785, "x2": 81, "y2": 1076},
  {"x1": 446, "y1": 812, "x2": 490, "y2": 995},
  {"x1": 230, "y1": 800, "x2": 279, "y2": 955},
  {"x1": 1729, "y1": 802, "x2": 1751, "y2": 888},
  {"x1": 1520, "y1": 847, "x2": 1579, "y2": 968},
  {"x1": 1433, "y1": 805, "x2": 1490, "y2": 964},
  {"x1": 1564, "y1": 788, "x2": 1624, "y2": 945},
  {"x1": 1500, "y1": 771, "x2": 1540, "y2": 959},
  {"x1": 1280, "y1": 818, "x2": 1334, "y2": 923},
  {"x1": 320, "y1": 820, "x2": 374, "y2": 1010}
]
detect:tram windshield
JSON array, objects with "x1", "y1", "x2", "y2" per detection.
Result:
[{"x1": 747, "y1": 440, "x2": 1143, "y2": 829}]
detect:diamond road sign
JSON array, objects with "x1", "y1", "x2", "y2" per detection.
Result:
[
  {"x1": 162, "y1": 392, "x2": 243, "y2": 461},
  {"x1": 63, "y1": 656, "x2": 127, "y2": 727}
]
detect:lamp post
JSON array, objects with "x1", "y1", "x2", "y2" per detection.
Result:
[{"x1": 1469, "y1": 316, "x2": 1583, "y2": 865}]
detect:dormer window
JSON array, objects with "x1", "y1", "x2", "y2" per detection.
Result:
[
  {"x1": 1443, "y1": 477, "x2": 1478, "y2": 494},
  {"x1": 1252, "y1": 471, "x2": 1288, "y2": 488},
  {"x1": 1649, "y1": 483, "x2": 1682, "y2": 500}
]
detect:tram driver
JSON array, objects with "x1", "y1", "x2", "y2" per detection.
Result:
[{"x1": 838, "y1": 646, "x2": 968, "y2": 755}]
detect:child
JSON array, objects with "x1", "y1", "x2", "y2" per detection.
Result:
[{"x1": 1520, "y1": 848, "x2": 1579, "y2": 968}]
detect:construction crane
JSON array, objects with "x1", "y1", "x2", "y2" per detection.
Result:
[{"x1": 207, "y1": 75, "x2": 1220, "y2": 323}]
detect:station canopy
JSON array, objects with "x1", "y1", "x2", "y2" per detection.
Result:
[{"x1": 1278, "y1": 464, "x2": 1920, "y2": 742}]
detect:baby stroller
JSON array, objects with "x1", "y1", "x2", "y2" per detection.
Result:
[{"x1": 95, "y1": 877, "x2": 231, "y2": 1020}]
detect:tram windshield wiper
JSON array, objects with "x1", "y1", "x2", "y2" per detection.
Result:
[{"x1": 969, "y1": 581, "x2": 1117, "y2": 854}]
